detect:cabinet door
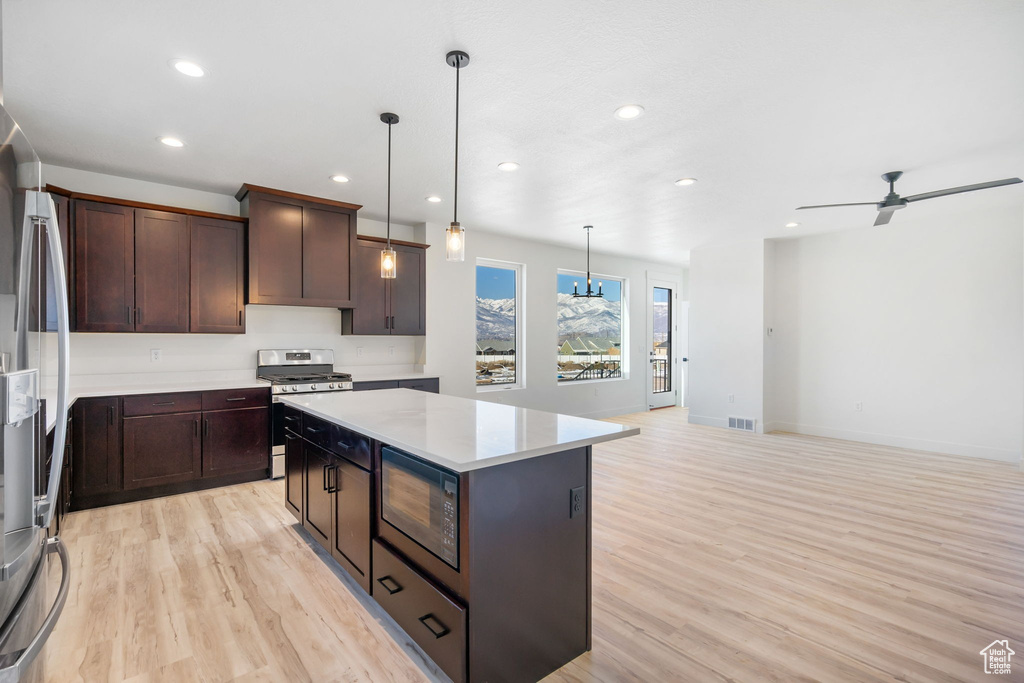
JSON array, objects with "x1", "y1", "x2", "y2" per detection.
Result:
[
  {"x1": 123, "y1": 412, "x2": 202, "y2": 490},
  {"x1": 343, "y1": 239, "x2": 390, "y2": 335},
  {"x1": 303, "y1": 442, "x2": 334, "y2": 551},
  {"x1": 135, "y1": 209, "x2": 190, "y2": 332},
  {"x1": 248, "y1": 195, "x2": 303, "y2": 303},
  {"x1": 190, "y1": 216, "x2": 245, "y2": 333},
  {"x1": 332, "y1": 458, "x2": 371, "y2": 592},
  {"x1": 202, "y1": 407, "x2": 269, "y2": 477},
  {"x1": 71, "y1": 397, "x2": 122, "y2": 501},
  {"x1": 285, "y1": 432, "x2": 303, "y2": 523},
  {"x1": 388, "y1": 245, "x2": 426, "y2": 335},
  {"x1": 302, "y1": 204, "x2": 354, "y2": 305},
  {"x1": 74, "y1": 201, "x2": 134, "y2": 332}
]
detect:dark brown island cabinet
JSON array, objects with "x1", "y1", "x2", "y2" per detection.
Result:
[
  {"x1": 64, "y1": 188, "x2": 247, "y2": 334},
  {"x1": 341, "y1": 236, "x2": 427, "y2": 335},
  {"x1": 70, "y1": 387, "x2": 270, "y2": 510},
  {"x1": 283, "y1": 404, "x2": 594, "y2": 683},
  {"x1": 237, "y1": 184, "x2": 360, "y2": 308}
]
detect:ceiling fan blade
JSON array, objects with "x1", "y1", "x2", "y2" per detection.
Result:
[
  {"x1": 873, "y1": 210, "x2": 894, "y2": 226},
  {"x1": 904, "y1": 177, "x2": 1023, "y2": 203},
  {"x1": 796, "y1": 202, "x2": 877, "y2": 210}
]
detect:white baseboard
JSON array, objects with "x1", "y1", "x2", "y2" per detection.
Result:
[
  {"x1": 767, "y1": 422, "x2": 1021, "y2": 463},
  {"x1": 687, "y1": 413, "x2": 728, "y2": 428}
]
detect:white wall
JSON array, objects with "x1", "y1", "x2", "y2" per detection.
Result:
[
  {"x1": 766, "y1": 206, "x2": 1023, "y2": 462},
  {"x1": 46, "y1": 165, "x2": 423, "y2": 380},
  {"x1": 416, "y1": 222, "x2": 685, "y2": 419},
  {"x1": 683, "y1": 240, "x2": 766, "y2": 429}
]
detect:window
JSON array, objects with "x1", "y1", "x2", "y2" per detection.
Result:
[
  {"x1": 476, "y1": 259, "x2": 524, "y2": 389},
  {"x1": 557, "y1": 271, "x2": 626, "y2": 382}
]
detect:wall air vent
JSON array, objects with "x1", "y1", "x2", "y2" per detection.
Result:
[{"x1": 728, "y1": 417, "x2": 756, "y2": 432}]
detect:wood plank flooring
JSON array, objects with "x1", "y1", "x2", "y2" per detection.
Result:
[{"x1": 45, "y1": 407, "x2": 1024, "y2": 682}]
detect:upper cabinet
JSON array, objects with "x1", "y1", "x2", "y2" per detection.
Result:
[
  {"x1": 237, "y1": 184, "x2": 360, "y2": 308},
  {"x1": 71, "y1": 194, "x2": 247, "y2": 334},
  {"x1": 341, "y1": 237, "x2": 427, "y2": 336}
]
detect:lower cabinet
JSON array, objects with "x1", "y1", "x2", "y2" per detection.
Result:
[
  {"x1": 71, "y1": 397, "x2": 122, "y2": 503},
  {"x1": 123, "y1": 412, "x2": 202, "y2": 489},
  {"x1": 352, "y1": 377, "x2": 439, "y2": 393},
  {"x1": 372, "y1": 540, "x2": 467, "y2": 683},
  {"x1": 333, "y1": 458, "x2": 371, "y2": 592},
  {"x1": 202, "y1": 407, "x2": 269, "y2": 477},
  {"x1": 285, "y1": 432, "x2": 303, "y2": 522},
  {"x1": 303, "y1": 442, "x2": 335, "y2": 550}
]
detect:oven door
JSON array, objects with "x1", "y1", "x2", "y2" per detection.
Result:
[{"x1": 380, "y1": 447, "x2": 459, "y2": 569}]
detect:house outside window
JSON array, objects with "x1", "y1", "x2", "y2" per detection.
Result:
[
  {"x1": 556, "y1": 270, "x2": 626, "y2": 383},
  {"x1": 476, "y1": 259, "x2": 524, "y2": 390}
]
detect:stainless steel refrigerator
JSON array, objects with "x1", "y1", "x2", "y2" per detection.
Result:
[{"x1": 0, "y1": 96, "x2": 71, "y2": 679}]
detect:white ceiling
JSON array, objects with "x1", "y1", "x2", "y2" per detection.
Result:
[{"x1": 4, "y1": 0, "x2": 1024, "y2": 265}]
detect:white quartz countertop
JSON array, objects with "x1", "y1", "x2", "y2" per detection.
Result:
[
  {"x1": 43, "y1": 378, "x2": 269, "y2": 432},
  {"x1": 279, "y1": 389, "x2": 639, "y2": 473}
]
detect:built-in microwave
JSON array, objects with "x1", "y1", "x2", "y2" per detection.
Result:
[{"x1": 380, "y1": 446, "x2": 459, "y2": 569}]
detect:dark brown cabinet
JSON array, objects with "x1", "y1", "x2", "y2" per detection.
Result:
[
  {"x1": 303, "y1": 441, "x2": 335, "y2": 550},
  {"x1": 123, "y1": 412, "x2": 202, "y2": 490},
  {"x1": 352, "y1": 378, "x2": 439, "y2": 393},
  {"x1": 238, "y1": 184, "x2": 359, "y2": 307},
  {"x1": 203, "y1": 407, "x2": 269, "y2": 477},
  {"x1": 342, "y1": 238, "x2": 427, "y2": 336},
  {"x1": 190, "y1": 216, "x2": 246, "y2": 333},
  {"x1": 74, "y1": 200, "x2": 135, "y2": 332},
  {"x1": 285, "y1": 433, "x2": 303, "y2": 522},
  {"x1": 332, "y1": 458, "x2": 372, "y2": 592},
  {"x1": 135, "y1": 209, "x2": 190, "y2": 332},
  {"x1": 71, "y1": 397, "x2": 121, "y2": 503}
]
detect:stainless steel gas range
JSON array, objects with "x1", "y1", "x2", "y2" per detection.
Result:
[{"x1": 257, "y1": 349, "x2": 353, "y2": 478}]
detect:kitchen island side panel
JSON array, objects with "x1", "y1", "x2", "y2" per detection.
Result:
[{"x1": 466, "y1": 445, "x2": 590, "y2": 682}]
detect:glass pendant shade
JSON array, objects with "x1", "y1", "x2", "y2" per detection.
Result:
[
  {"x1": 446, "y1": 222, "x2": 465, "y2": 261},
  {"x1": 380, "y1": 247, "x2": 397, "y2": 279}
]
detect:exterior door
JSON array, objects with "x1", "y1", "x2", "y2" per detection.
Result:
[{"x1": 647, "y1": 279, "x2": 677, "y2": 409}]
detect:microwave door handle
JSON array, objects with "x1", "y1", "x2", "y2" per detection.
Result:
[{"x1": 31, "y1": 192, "x2": 71, "y2": 529}]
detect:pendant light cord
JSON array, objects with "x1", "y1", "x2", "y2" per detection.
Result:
[
  {"x1": 454, "y1": 61, "x2": 460, "y2": 224},
  {"x1": 387, "y1": 120, "x2": 392, "y2": 248}
]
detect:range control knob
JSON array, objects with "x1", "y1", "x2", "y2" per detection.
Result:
[
  {"x1": 310, "y1": 384, "x2": 317, "y2": 391},
  {"x1": 291, "y1": 386, "x2": 299, "y2": 392},
  {"x1": 328, "y1": 383, "x2": 335, "y2": 389}
]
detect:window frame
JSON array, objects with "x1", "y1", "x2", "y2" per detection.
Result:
[
  {"x1": 556, "y1": 268, "x2": 629, "y2": 385},
  {"x1": 476, "y1": 258, "x2": 526, "y2": 392}
]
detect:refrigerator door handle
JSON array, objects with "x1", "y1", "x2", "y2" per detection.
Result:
[
  {"x1": 28, "y1": 191, "x2": 71, "y2": 529},
  {"x1": 0, "y1": 537, "x2": 71, "y2": 682}
]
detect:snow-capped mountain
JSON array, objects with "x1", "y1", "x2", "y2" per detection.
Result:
[
  {"x1": 556, "y1": 293, "x2": 621, "y2": 337},
  {"x1": 476, "y1": 297, "x2": 517, "y2": 339}
]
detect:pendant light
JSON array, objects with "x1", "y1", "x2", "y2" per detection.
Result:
[
  {"x1": 380, "y1": 112, "x2": 399, "y2": 279},
  {"x1": 572, "y1": 225, "x2": 604, "y2": 298},
  {"x1": 445, "y1": 50, "x2": 470, "y2": 261}
]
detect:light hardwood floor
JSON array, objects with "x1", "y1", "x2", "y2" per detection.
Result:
[{"x1": 44, "y1": 408, "x2": 1024, "y2": 682}]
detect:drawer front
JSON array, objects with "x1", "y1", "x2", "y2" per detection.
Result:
[
  {"x1": 301, "y1": 412, "x2": 332, "y2": 451},
  {"x1": 397, "y1": 378, "x2": 439, "y2": 394},
  {"x1": 328, "y1": 423, "x2": 371, "y2": 470},
  {"x1": 202, "y1": 387, "x2": 270, "y2": 412},
  {"x1": 352, "y1": 380, "x2": 399, "y2": 391},
  {"x1": 123, "y1": 392, "x2": 202, "y2": 417},
  {"x1": 372, "y1": 540, "x2": 467, "y2": 683},
  {"x1": 283, "y1": 404, "x2": 303, "y2": 435}
]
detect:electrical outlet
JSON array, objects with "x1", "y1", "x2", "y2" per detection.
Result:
[
  {"x1": 766, "y1": 327, "x2": 774, "y2": 337},
  {"x1": 727, "y1": 393, "x2": 735, "y2": 403},
  {"x1": 855, "y1": 401, "x2": 863, "y2": 412},
  {"x1": 356, "y1": 347, "x2": 364, "y2": 357},
  {"x1": 569, "y1": 486, "x2": 585, "y2": 519},
  {"x1": 150, "y1": 349, "x2": 161, "y2": 362},
  {"x1": 388, "y1": 346, "x2": 395, "y2": 357}
]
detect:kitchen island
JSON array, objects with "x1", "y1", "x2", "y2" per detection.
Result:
[{"x1": 279, "y1": 389, "x2": 638, "y2": 683}]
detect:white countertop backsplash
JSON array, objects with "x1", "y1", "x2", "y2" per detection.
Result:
[{"x1": 280, "y1": 389, "x2": 639, "y2": 473}]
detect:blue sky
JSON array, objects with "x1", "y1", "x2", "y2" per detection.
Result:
[
  {"x1": 557, "y1": 273, "x2": 621, "y2": 302},
  {"x1": 476, "y1": 265, "x2": 516, "y2": 299}
]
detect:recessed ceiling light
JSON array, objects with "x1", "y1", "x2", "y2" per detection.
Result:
[
  {"x1": 425, "y1": 195, "x2": 442, "y2": 203},
  {"x1": 614, "y1": 104, "x2": 645, "y2": 120},
  {"x1": 330, "y1": 175, "x2": 350, "y2": 183},
  {"x1": 497, "y1": 161, "x2": 520, "y2": 172},
  {"x1": 674, "y1": 177, "x2": 697, "y2": 186},
  {"x1": 158, "y1": 136, "x2": 184, "y2": 148},
  {"x1": 170, "y1": 59, "x2": 206, "y2": 78},
  {"x1": 785, "y1": 222, "x2": 800, "y2": 228}
]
